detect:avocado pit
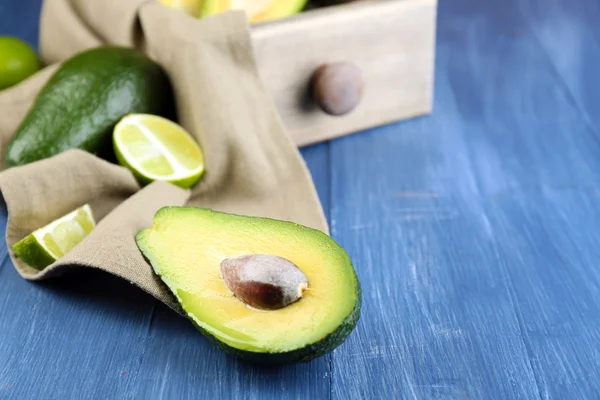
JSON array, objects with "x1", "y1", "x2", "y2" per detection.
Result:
[{"x1": 220, "y1": 254, "x2": 308, "y2": 310}]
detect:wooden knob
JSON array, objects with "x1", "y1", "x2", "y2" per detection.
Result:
[{"x1": 311, "y1": 62, "x2": 364, "y2": 116}]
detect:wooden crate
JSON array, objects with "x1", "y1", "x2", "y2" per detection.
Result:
[{"x1": 251, "y1": 0, "x2": 438, "y2": 146}]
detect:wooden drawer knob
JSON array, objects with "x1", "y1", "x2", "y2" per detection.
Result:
[{"x1": 311, "y1": 62, "x2": 364, "y2": 116}]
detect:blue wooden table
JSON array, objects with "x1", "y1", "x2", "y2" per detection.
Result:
[{"x1": 2, "y1": 0, "x2": 600, "y2": 398}]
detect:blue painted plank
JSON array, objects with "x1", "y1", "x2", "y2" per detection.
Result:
[
  {"x1": 487, "y1": 189, "x2": 600, "y2": 399},
  {"x1": 438, "y1": 0, "x2": 600, "y2": 196},
  {"x1": 328, "y1": 0, "x2": 600, "y2": 398},
  {"x1": 441, "y1": 0, "x2": 600, "y2": 398},
  {"x1": 515, "y1": 0, "x2": 600, "y2": 130},
  {"x1": 327, "y1": 75, "x2": 539, "y2": 399}
]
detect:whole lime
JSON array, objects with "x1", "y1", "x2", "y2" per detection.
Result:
[{"x1": 0, "y1": 36, "x2": 41, "y2": 91}]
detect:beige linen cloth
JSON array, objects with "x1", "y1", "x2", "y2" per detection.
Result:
[{"x1": 0, "y1": 0, "x2": 328, "y2": 315}]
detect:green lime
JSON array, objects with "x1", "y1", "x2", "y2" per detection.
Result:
[
  {"x1": 12, "y1": 204, "x2": 96, "y2": 270},
  {"x1": 113, "y1": 114, "x2": 205, "y2": 189},
  {"x1": 0, "y1": 36, "x2": 41, "y2": 90}
]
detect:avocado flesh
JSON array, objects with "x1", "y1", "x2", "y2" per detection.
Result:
[
  {"x1": 136, "y1": 207, "x2": 361, "y2": 363},
  {"x1": 201, "y1": 0, "x2": 308, "y2": 23},
  {"x1": 5, "y1": 46, "x2": 173, "y2": 167}
]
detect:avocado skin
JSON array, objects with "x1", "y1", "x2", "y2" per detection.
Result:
[{"x1": 5, "y1": 46, "x2": 174, "y2": 167}]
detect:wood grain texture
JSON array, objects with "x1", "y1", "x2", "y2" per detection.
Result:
[
  {"x1": 252, "y1": 0, "x2": 437, "y2": 146},
  {"x1": 3, "y1": 0, "x2": 600, "y2": 399}
]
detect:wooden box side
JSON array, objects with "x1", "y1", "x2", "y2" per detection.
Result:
[{"x1": 251, "y1": 0, "x2": 438, "y2": 146}]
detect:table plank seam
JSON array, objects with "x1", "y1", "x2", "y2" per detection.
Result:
[{"x1": 524, "y1": 19, "x2": 600, "y2": 150}]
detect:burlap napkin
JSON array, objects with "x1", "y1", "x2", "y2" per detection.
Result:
[{"x1": 0, "y1": 0, "x2": 328, "y2": 314}]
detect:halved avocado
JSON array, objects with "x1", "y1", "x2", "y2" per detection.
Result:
[
  {"x1": 200, "y1": 0, "x2": 308, "y2": 23},
  {"x1": 136, "y1": 206, "x2": 361, "y2": 364}
]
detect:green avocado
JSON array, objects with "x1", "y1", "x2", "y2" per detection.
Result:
[
  {"x1": 5, "y1": 46, "x2": 173, "y2": 167},
  {"x1": 136, "y1": 206, "x2": 361, "y2": 364}
]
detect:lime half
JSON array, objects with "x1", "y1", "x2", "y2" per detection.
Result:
[
  {"x1": 113, "y1": 114, "x2": 205, "y2": 189},
  {"x1": 12, "y1": 204, "x2": 96, "y2": 270}
]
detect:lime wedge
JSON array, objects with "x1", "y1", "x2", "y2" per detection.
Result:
[
  {"x1": 113, "y1": 114, "x2": 205, "y2": 189},
  {"x1": 12, "y1": 204, "x2": 96, "y2": 270}
]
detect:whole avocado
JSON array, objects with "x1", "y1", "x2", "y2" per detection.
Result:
[{"x1": 5, "y1": 46, "x2": 174, "y2": 167}]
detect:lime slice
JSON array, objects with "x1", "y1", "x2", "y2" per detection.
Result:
[
  {"x1": 12, "y1": 204, "x2": 96, "y2": 270},
  {"x1": 113, "y1": 114, "x2": 205, "y2": 189}
]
